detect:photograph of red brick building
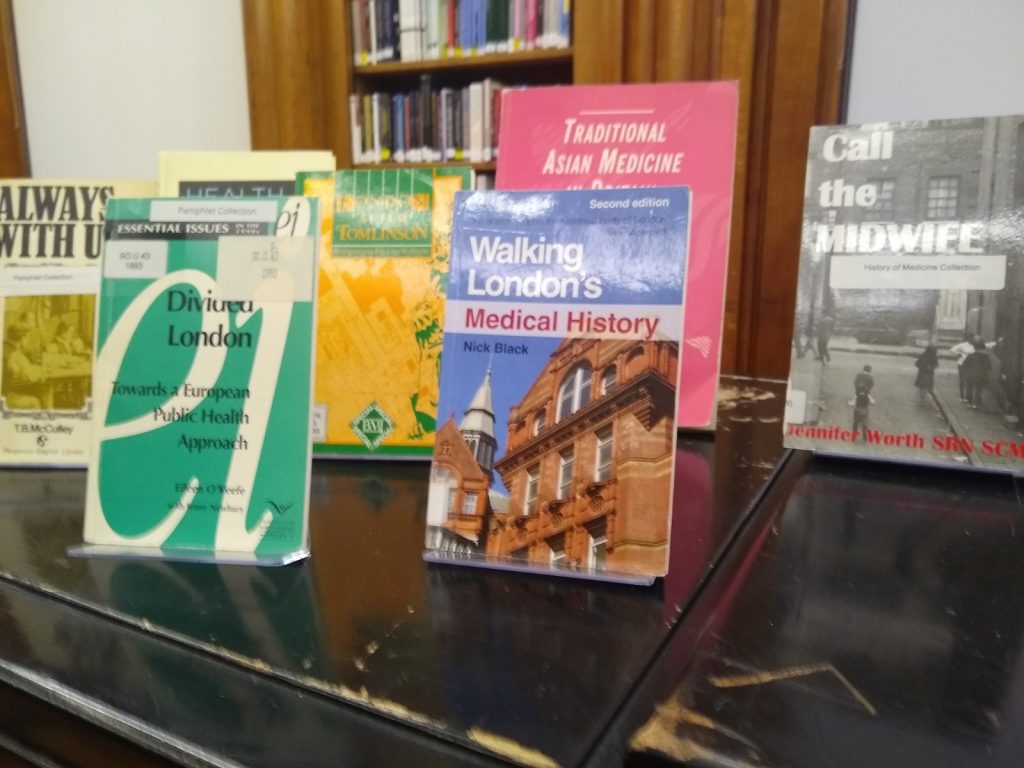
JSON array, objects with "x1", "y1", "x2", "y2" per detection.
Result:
[{"x1": 426, "y1": 336, "x2": 678, "y2": 578}]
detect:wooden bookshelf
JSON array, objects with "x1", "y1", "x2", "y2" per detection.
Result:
[
  {"x1": 354, "y1": 48, "x2": 573, "y2": 78},
  {"x1": 355, "y1": 160, "x2": 496, "y2": 172},
  {"x1": 0, "y1": 0, "x2": 28, "y2": 176}
]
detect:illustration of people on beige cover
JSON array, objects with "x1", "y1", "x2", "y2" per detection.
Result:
[{"x1": 3, "y1": 297, "x2": 93, "y2": 411}]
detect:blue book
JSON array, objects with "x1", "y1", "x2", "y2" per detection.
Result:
[{"x1": 424, "y1": 188, "x2": 690, "y2": 584}]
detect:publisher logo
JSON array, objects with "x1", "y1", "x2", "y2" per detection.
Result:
[
  {"x1": 351, "y1": 402, "x2": 394, "y2": 451},
  {"x1": 267, "y1": 500, "x2": 294, "y2": 516}
]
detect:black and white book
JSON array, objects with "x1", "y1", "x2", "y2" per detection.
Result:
[{"x1": 785, "y1": 114, "x2": 1024, "y2": 472}]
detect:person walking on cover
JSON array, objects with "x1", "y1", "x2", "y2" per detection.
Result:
[
  {"x1": 914, "y1": 345, "x2": 939, "y2": 405},
  {"x1": 854, "y1": 364, "x2": 874, "y2": 396},
  {"x1": 951, "y1": 334, "x2": 984, "y2": 402},
  {"x1": 983, "y1": 338, "x2": 1011, "y2": 416},
  {"x1": 851, "y1": 379, "x2": 874, "y2": 440},
  {"x1": 962, "y1": 340, "x2": 992, "y2": 409},
  {"x1": 816, "y1": 313, "x2": 835, "y2": 364}
]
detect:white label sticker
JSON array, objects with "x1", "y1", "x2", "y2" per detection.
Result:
[
  {"x1": 150, "y1": 199, "x2": 280, "y2": 223},
  {"x1": 216, "y1": 236, "x2": 315, "y2": 303},
  {"x1": 103, "y1": 241, "x2": 168, "y2": 279},
  {"x1": 312, "y1": 403, "x2": 327, "y2": 441},
  {"x1": 785, "y1": 388, "x2": 807, "y2": 424},
  {"x1": 830, "y1": 254, "x2": 1006, "y2": 290},
  {"x1": 0, "y1": 265, "x2": 100, "y2": 295}
]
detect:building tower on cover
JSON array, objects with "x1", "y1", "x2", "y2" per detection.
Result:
[
  {"x1": 426, "y1": 366, "x2": 505, "y2": 555},
  {"x1": 459, "y1": 366, "x2": 497, "y2": 478}
]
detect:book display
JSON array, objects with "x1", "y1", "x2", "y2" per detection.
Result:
[
  {"x1": 19, "y1": 3, "x2": 1023, "y2": 765},
  {"x1": 77, "y1": 196, "x2": 319, "y2": 564},
  {"x1": 157, "y1": 150, "x2": 336, "y2": 197},
  {"x1": 13, "y1": 4, "x2": 1024, "y2": 765},
  {"x1": 299, "y1": 166, "x2": 471, "y2": 459},
  {"x1": 494, "y1": 82, "x2": 739, "y2": 430},
  {"x1": 785, "y1": 114, "x2": 1024, "y2": 473},
  {"x1": 0, "y1": 178, "x2": 156, "y2": 467},
  {"x1": 424, "y1": 187, "x2": 691, "y2": 584}
]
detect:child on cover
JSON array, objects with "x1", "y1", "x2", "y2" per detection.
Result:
[
  {"x1": 849, "y1": 365, "x2": 875, "y2": 440},
  {"x1": 914, "y1": 345, "x2": 939, "y2": 405}
]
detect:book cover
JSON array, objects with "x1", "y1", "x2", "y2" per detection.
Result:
[
  {"x1": 157, "y1": 150, "x2": 335, "y2": 197},
  {"x1": 298, "y1": 167, "x2": 472, "y2": 459},
  {"x1": 785, "y1": 115, "x2": 1024, "y2": 473},
  {"x1": 80, "y1": 196, "x2": 319, "y2": 562},
  {"x1": 495, "y1": 82, "x2": 738, "y2": 430},
  {"x1": 424, "y1": 187, "x2": 690, "y2": 584},
  {"x1": 0, "y1": 178, "x2": 156, "y2": 467}
]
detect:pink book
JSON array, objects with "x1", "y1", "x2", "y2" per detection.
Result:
[{"x1": 495, "y1": 82, "x2": 739, "y2": 429}]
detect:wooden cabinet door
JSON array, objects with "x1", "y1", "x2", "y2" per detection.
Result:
[{"x1": 0, "y1": 0, "x2": 29, "y2": 176}]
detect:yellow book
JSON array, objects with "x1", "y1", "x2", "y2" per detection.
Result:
[
  {"x1": 158, "y1": 150, "x2": 335, "y2": 197},
  {"x1": 299, "y1": 167, "x2": 471, "y2": 459}
]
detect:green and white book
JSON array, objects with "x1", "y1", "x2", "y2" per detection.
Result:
[{"x1": 78, "y1": 197, "x2": 318, "y2": 564}]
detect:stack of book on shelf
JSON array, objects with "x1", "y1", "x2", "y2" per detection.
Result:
[
  {"x1": 351, "y1": 0, "x2": 570, "y2": 65},
  {"x1": 351, "y1": 77, "x2": 506, "y2": 165}
]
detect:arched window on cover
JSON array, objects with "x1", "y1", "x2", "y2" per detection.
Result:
[
  {"x1": 557, "y1": 363, "x2": 592, "y2": 422},
  {"x1": 600, "y1": 365, "x2": 617, "y2": 395},
  {"x1": 533, "y1": 409, "x2": 546, "y2": 436}
]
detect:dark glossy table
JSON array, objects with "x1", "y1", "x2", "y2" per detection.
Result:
[
  {"x1": 0, "y1": 378, "x2": 790, "y2": 767},
  {"x1": 619, "y1": 452, "x2": 1024, "y2": 767}
]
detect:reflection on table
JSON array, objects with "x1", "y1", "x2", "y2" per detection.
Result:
[{"x1": 0, "y1": 376, "x2": 789, "y2": 766}]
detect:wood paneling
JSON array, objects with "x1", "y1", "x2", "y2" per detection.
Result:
[
  {"x1": 242, "y1": 0, "x2": 347, "y2": 162},
  {"x1": 623, "y1": 0, "x2": 655, "y2": 83},
  {"x1": 573, "y1": 0, "x2": 625, "y2": 84},
  {"x1": 734, "y1": 0, "x2": 852, "y2": 376},
  {"x1": 319, "y1": 0, "x2": 352, "y2": 166},
  {"x1": 653, "y1": 0, "x2": 690, "y2": 80},
  {"x1": 0, "y1": 0, "x2": 29, "y2": 176},
  {"x1": 717, "y1": 0, "x2": 759, "y2": 374}
]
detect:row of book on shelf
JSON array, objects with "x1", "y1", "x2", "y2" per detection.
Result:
[
  {"x1": 350, "y1": 76, "x2": 506, "y2": 164},
  {"x1": 3, "y1": 80, "x2": 1021, "y2": 583},
  {"x1": 351, "y1": 0, "x2": 571, "y2": 65}
]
